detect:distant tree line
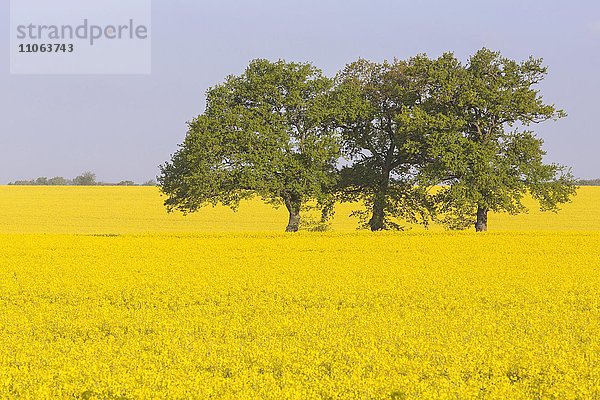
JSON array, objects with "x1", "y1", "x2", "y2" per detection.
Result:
[
  {"x1": 159, "y1": 48, "x2": 578, "y2": 232},
  {"x1": 9, "y1": 172, "x2": 156, "y2": 186},
  {"x1": 577, "y1": 179, "x2": 600, "y2": 186}
]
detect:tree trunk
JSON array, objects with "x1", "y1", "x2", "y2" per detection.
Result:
[
  {"x1": 369, "y1": 153, "x2": 395, "y2": 232},
  {"x1": 475, "y1": 206, "x2": 488, "y2": 232},
  {"x1": 369, "y1": 194, "x2": 386, "y2": 231},
  {"x1": 284, "y1": 194, "x2": 301, "y2": 232}
]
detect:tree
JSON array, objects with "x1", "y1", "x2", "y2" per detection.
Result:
[
  {"x1": 332, "y1": 57, "x2": 437, "y2": 231},
  {"x1": 9, "y1": 176, "x2": 70, "y2": 185},
  {"x1": 35, "y1": 177, "x2": 49, "y2": 185},
  {"x1": 73, "y1": 171, "x2": 97, "y2": 186},
  {"x1": 426, "y1": 49, "x2": 577, "y2": 231},
  {"x1": 48, "y1": 176, "x2": 69, "y2": 185},
  {"x1": 117, "y1": 180, "x2": 136, "y2": 186},
  {"x1": 159, "y1": 59, "x2": 340, "y2": 232}
]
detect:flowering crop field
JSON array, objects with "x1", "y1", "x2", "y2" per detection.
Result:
[
  {"x1": 0, "y1": 187, "x2": 599, "y2": 398},
  {"x1": 1, "y1": 186, "x2": 600, "y2": 234}
]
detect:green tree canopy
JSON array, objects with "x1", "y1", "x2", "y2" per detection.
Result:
[
  {"x1": 160, "y1": 50, "x2": 576, "y2": 233},
  {"x1": 425, "y1": 49, "x2": 577, "y2": 231},
  {"x1": 47, "y1": 176, "x2": 69, "y2": 186},
  {"x1": 159, "y1": 59, "x2": 340, "y2": 232},
  {"x1": 72, "y1": 171, "x2": 97, "y2": 186},
  {"x1": 332, "y1": 57, "x2": 437, "y2": 231}
]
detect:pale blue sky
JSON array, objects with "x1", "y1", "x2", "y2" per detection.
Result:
[{"x1": 1, "y1": 0, "x2": 599, "y2": 183}]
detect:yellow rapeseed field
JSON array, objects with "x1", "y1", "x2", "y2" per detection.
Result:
[
  {"x1": 0, "y1": 187, "x2": 599, "y2": 398},
  {"x1": 1, "y1": 186, "x2": 600, "y2": 234}
]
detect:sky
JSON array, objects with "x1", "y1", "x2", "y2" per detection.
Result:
[{"x1": 1, "y1": 0, "x2": 599, "y2": 183}]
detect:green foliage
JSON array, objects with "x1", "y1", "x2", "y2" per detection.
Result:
[
  {"x1": 577, "y1": 179, "x2": 600, "y2": 186},
  {"x1": 9, "y1": 174, "x2": 96, "y2": 186},
  {"x1": 422, "y1": 49, "x2": 577, "y2": 230},
  {"x1": 48, "y1": 176, "x2": 69, "y2": 185},
  {"x1": 332, "y1": 57, "x2": 438, "y2": 231},
  {"x1": 159, "y1": 115, "x2": 254, "y2": 212},
  {"x1": 159, "y1": 59, "x2": 340, "y2": 231},
  {"x1": 160, "y1": 50, "x2": 577, "y2": 232},
  {"x1": 72, "y1": 171, "x2": 97, "y2": 186}
]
